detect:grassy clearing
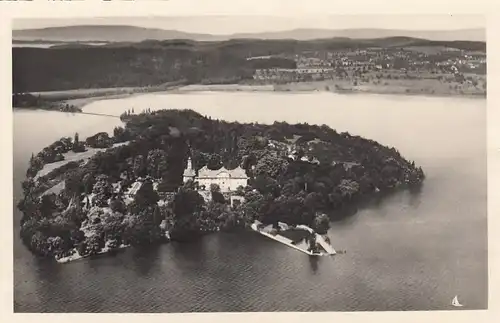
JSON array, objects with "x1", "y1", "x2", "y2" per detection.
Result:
[{"x1": 35, "y1": 142, "x2": 130, "y2": 180}]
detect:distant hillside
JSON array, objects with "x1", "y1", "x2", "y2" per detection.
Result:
[
  {"x1": 46, "y1": 37, "x2": 487, "y2": 53},
  {"x1": 12, "y1": 36, "x2": 486, "y2": 93},
  {"x1": 232, "y1": 28, "x2": 486, "y2": 42},
  {"x1": 12, "y1": 25, "x2": 216, "y2": 43},
  {"x1": 12, "y1": 25, "x2": 486, "y2": 43}
]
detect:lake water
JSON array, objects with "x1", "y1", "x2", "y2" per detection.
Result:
[{"x1": 13, "y1": 92, "x2": 487, "y2": 312}]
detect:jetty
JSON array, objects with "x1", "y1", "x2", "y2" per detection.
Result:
[
  {"x1": 78, "y1": 111, "x2": 121, "y2": 119},
  {"x1": 315, "y1": 233, "x2": 337, "y2": 254},
  {"x1": 296, "y1": 224, "x2": 337, "y2": 255},
  {"x1": 251, "y1": 221, "x2": 336, "y2": 256}
]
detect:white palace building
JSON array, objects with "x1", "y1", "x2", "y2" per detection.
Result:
[{"x1": 183, "y1": 157, "x2": 249, "y2": 193}]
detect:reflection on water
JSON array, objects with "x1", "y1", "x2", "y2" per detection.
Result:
[
  {"x1": 13, "y1": 93, "x2": 487, "y2": 312},
  {"x1": 130, "y1": 246, "x2": 162, "y2": 277},
  {"x1": 171, "y1": 238, "x2": 207, "y2": 264},
  {"x1": 408, "y1": 184, "x2": 424, "y2": 208},
  {"x1": 308, "y1": 256, "x2": 320, "y2": 274}
]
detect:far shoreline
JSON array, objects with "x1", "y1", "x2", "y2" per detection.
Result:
[
  {"x1": 173, "y1": 83, "x2": 486, "y2": 100},
  {"x1": 15, "y1": 80, "x2": 485, "y2": 113}
]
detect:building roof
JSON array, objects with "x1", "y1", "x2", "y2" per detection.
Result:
[{"x1": 198, "y1": 166, "x2": 248, "y2": 179}]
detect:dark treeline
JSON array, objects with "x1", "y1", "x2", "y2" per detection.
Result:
[
  {"x1": 12, "y1": 93, "x2": 81, "y2": 112},
  {"x1": 12, "y1": 37, "x2": 484, "y2": 92},
  {"x1": 18, "y1": 109, "x2": 424, "y2": 260},
  {"x1": 12, "y1": 46, "x2": 295, "y2": 92}
]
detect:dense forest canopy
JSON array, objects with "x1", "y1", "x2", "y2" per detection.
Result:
[{"x1": 18, "y1": 109, "x2": 424, "y2": 260}]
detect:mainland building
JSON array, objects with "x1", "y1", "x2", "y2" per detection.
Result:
[{"x1": 183, "y1": 157, "x2": 249, "y2": 193}]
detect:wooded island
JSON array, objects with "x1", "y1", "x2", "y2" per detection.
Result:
[{"x1": 18, "y1": 109, "x2": 424, "y2": 261}]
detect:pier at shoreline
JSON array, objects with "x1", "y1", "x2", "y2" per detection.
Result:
[{"x1": 250, "y1": 221, "x2": 336, "y2": 256}]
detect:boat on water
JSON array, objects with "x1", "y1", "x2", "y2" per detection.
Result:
[{"x1": 451, "y1": 295, "x2": 464, "y2": 307}]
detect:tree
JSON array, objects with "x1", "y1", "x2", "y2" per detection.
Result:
[
  {"x1": 337, "y1": 179, "x2": 360, "y2": 199},
  {"x1": 132, "y1": 155, "x2": 147, "y2": 178},
  {"x1": 167, "y1": 187, "x2": 206, "y2": 240},
  {"x1": 86, "y1": 233, "x2": 105, "y2": 255},
  {"x1": 172, "y1": 187, "x2": 205, "y2": 218},
  {"x1": 30, "y1": 231, "x2": 50, "y2": 256},
  {"x1": 241, "y1": 190, "x2": 265, "y2": 221},
  {"x1": 101, "y1": 211, "x2": 125, "y2": 243},
  {"x1": 82, "y1": 173, "x2": 96, "y2": 194},
  {"x1": 252, "y1": 174, "x2": 280, "y2": 197},
  {"x1": 254, "y1": 153, "x2": 289, "y2": 178},
  {"x1": 62, "y1": 200, "x2": 86, "y2": 226},
  {"x1": 281, "y1": 180, "x2": 301, "y2": 196},
  {"x1": 312, "y1": 213, "x2": 330, "y2": 235},
  {"x1": 17, "y1": 195, "x2": 40, "y2": 221},
  {"x1": 235, "y1": 185, "x2": 245, "y2": 196},
  {"x1": 72, "y1": 132, "x2": 85, "y2": 152},
  {"x1": 134, "y1": 180, "x2": 159, "y2": 208},
  {"x1": 113, "y1": 126, "x2": 131, "y2": 143},
  {"x1": 146, "y1": 149, "x2": 169, "y2": 179},
  {"x1": 86, "y1": 132, "x2": 112, "y2": 149},
  {"x1": 206, "y1": 153, "x2": 223, "y2": 170},
  {"x1": 64, "y1": 170, "x2": 83, "y2": 198},
  {"x1": 307, "y1": 233, "x2": 318, "y2": 253},
  {"x1": 47, "y1": 236, "x2": 66, "y2": 258},
  {"x1": 70, "y1": 229, "x2": 85, "y2": 246},
  {"x1": 210, "y1": 184, "x2": 226, "y2": 204},
  {"x1": 39, "y1": 194, "x2": 57, "y2": 218},
  {"x1": 21, "y1": 178, "x2": 36, "y2": 195},
  {"x1": 92, "y1": 175, "x2": 113, "y2": 207},
  {"x1": 152, "y1": 205, "x2": 163, "y2": 226},
  {"x1": 109, "y1": 197, "x2": 126, "y2": 214},
  {"x1": 304, "y1": 192, "x2": 324, "y2": 211}
]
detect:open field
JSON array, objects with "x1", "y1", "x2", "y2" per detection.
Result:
[
  {"x1": 274, "y1": 78, "x2": 486, "y2": 97},
  {"x1": 35, "y1": 141, "x2": 130, "y2": 180}
]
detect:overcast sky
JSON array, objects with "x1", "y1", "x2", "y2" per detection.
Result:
[{"x1": 13, "y1": 15, "x2": 485, "y2": 34}]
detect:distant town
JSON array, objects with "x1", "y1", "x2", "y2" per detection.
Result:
[{"x1": 250, "y1": 46, "x2": 486, "y2": 95}]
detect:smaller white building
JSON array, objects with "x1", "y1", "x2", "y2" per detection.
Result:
[{"x1": 126, "y1": 181, "x2": 142, "y2": 197}]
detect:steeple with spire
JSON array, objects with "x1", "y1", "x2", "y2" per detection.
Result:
[{"x1": 183, "y1": 153, "x2": 196, "y2": 183}]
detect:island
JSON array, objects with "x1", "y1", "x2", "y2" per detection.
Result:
[{"x1": 17, "y1": 109, "x2": 425, "y2": 262}]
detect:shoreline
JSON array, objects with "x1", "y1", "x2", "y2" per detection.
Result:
[
  {"x1": 18, "y1": 80, "x2": 485, "y2": 112},
  {"x1": 176, "y1": 83, "x2": 486, "y2": 100},
  {"x1": 56, "y1": 244, "x2": 130, "y2": 264}
]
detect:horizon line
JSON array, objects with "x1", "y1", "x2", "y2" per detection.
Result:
[{"x1": 12, "y1": 24, "x2": 486, "y2": 35}]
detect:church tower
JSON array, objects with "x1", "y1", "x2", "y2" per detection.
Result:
[{"x1": 183, "y1": 157, "x2": 196, "y2": 183}]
